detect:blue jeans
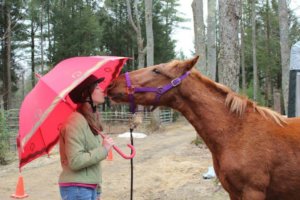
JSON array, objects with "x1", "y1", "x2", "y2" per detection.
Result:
[{"x1": 59, "y1": 186, "x2": 99, "y2": 200}]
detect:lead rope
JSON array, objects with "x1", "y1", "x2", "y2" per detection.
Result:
[
  {"x1": 125, "y1": 71, "x2": 135, "y2": 200},
  {"x1": 129, "y1": 114, "x2": 136, "y2": 200},
  {"x1": 130, "y1": 126, "x2": 134, "y2": 200},
  {"x1": 129, "y1": 113, "x2": 143, "y2": 200}
]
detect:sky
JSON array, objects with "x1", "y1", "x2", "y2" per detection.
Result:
[
  {"x1": 172, "y1": 0, "x2": 195, "y2": 58},
  {"x1": 173, "y1": 0, "x2": 300, "y2": 58}
]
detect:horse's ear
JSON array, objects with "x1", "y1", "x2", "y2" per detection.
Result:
[{"x1": 185, "y1": 55, "x2": 199, "y2": 70}]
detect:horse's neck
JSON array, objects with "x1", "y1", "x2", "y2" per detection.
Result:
[{"x1": 174, "y1": 81, "x2": 238, "y2": 154}]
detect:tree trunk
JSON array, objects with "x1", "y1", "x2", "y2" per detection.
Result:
[
  {"x1": 145, "y1": 0, "x2": 154, "y2": 66},
  {"x1": 47, "y1": 0, "x2": 52, "y2": 64},
  {"x1": 278, "y1": 0, "x2": 290, "y2": 114},
  {"x1": 252, "y1": 0, "x2": 258, "y2": 101},
  {"x1": 273, "y1": 88, "x2": 282, "y2": 114},
  {"x1": 145, "y1": 0, "x2": 159, "y2": 130},
  {"x1": 218, "y1": 0, "x2": 241, "y2": 92},
  {"x1": 31, "y1": 19, "x2": 36, "y2": 88},
  {"x1": 126, "y1": 0, "x2": 145, "y2": 68},
  {"x1": 192, "y1": 0, "x2": 206, "y2": 74},
  {"x1": 240, "y1": 0, "x2": 246, "y2": 94},
  {"x1": 207, "y1": 0, "x2": 217, "y2": 81},
  {"x1": 40, "y1": 2, "x2": 45, "y2": 74},
  {"x1": 265, "y1": 0, "x2": 273, "y2": 107},
  {"x1": 3, "y1": 9, "x2": 12, "y2": 109}
]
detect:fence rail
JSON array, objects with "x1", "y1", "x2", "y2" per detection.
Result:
[
  {"x1": 101, "y1": 109, "x2": 174, "y2": 124},
  {"x1": 1, "y1": 108, "x2": 175, "y2": 152}
]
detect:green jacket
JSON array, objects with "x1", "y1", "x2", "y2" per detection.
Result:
[{"x1": 58, "y1": 111, "x2": 107, "y2": 192}]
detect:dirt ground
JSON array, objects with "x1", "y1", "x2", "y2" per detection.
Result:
[{"x1": 0, "y1": 118, "x2": 229, "y2": 200}]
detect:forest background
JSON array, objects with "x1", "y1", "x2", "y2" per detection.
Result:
[{"x1": 1, "y1": 0, "x2": 300, "y2": 113}]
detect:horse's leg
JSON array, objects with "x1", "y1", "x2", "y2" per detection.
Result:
[{"x1": 242, "y1": 186, "x2": 266, "y2": 200}]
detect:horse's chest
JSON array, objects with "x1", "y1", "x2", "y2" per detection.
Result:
[{"x1": 215, "y1": 158, "x2": 248, "y2": 193}]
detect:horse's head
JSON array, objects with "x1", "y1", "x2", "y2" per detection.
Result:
[{"x1": 107, "y1": 56, "x2": 199, "y2": 108}]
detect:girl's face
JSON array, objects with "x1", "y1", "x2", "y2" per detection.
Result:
[{"x1": 91, "y1": 84, "x2": 105, "y2": 105}]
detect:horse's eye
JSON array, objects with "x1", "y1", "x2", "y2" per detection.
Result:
[{"x1": 152, "y1": 68, "x2": 160, "y2": 74}]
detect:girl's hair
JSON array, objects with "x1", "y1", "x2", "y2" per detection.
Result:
[{"x1": 78, "y1": 103, "x2": 103, "y2": 135}]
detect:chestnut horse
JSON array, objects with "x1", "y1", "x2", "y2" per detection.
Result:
[{"x1": 108, "y1": 56, "x2": 300, "y2": 200}]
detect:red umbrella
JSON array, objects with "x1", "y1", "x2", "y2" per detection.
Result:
[{"x1": 17, "y1": 56, "x2": 134, "y2": 169}]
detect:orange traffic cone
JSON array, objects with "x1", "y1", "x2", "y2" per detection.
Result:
[
  {"x1": 11, "y1": 174, "x2": 28, "y2": 199},
  {"x1": 106, "y1": 149, "x2": 113, "y2": 161}
]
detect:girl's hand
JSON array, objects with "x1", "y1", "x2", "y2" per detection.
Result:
[{"x1": 102, "y1": 136, "x2": 114, "y2": 151}]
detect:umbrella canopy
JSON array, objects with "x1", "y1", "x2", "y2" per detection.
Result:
[{"x1": 18, "y1": 56, "x2": 129, "y2": 168}]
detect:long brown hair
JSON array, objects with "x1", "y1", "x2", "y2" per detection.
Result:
[{"x1": 77, "y1": 103, "x2": 103, "y2": 135}]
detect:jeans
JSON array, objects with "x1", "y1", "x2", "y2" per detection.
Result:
[{"x1": 59, "y1": 186, "x2": 99, "y2": 200}]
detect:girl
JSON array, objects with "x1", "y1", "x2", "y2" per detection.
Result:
[{"x1": 59, "y1": 75, "x2": 114, "y2": 200}]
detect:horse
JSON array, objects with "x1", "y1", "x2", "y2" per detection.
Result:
[{"x1": 107, "y1": 56, "x2": 300, "y2": 200}]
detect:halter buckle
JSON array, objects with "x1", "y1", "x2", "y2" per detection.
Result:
[{"x1": 171, "y1": 78, "x2": 181, "y2": 87}]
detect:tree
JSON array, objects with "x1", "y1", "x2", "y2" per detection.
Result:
[
  {"x1": 218, "y1": 0, "x2": 241, "y2": 92},
  {"x1": 252, "y1": 0, "x2": 258, "y2": 101},
  {"x1": 1, "y1": 0, "x2": 24, "y2": 109},
  {"x1": 145, "y1": 0, "x2": 159, "y2": 130},
  {"x1": 207, "y1": 0, "x2": 216, "y2": 81},
  {"x1": 28, "y1": 0, "x2": 40, "y2": 87},
  {"x1": 50, "y1": 0, "x2": 103, "y2": 65},
  {"x1": 192, "y1": 0, "x2": 206, "y2": 74},
  {"x1": 100, "y1": 0, "x2": 179, "y2": 68},
  {"x1": 152, "y1": 0, "x2": 178, "y2": 64},
  {"x1": 126, "y1": 0, "x2": 146, "y2": 68},
  {"x1": 40, "y1": 1, "x2": 45, "y2": 74},
  {"x1": 100, "y1": 0, "x2": 135, "y2": 59},
  {"x1": 264, "y1": 0, "x2": 273, "y2": 107},
  {"x1": 278, "y1": 0, "x2": 290, "y2": 114},
  {"x1": 240, "y1": 0, "x2": 246, "y2": 93},
  {"x1": 3, "y1": 6, "x2": 12, "y2": 109},
  {"x1": 145, "y1": 0, "x2": 154, "y2": 66}
]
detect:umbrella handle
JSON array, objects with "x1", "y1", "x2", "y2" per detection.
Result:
[
  {"x1": 113, "y1": 144, "x2": 136, "y2": 159},
  {"x1": 95, "y1": 128, "x2": 136, "y2": 159}
]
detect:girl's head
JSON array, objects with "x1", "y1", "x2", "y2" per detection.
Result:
[{"x1": 69, "y1": 75, "x2": 105, "y2": 111}]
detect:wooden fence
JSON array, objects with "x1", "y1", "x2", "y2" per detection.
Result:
[
  {"x1": 101, "y1": 109, "x2": 174, "y2": 123},
  {"x1": 1, "y1": 108, "x2": 175, "y2": 152}
]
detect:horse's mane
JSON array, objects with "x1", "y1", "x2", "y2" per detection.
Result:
[{"x1": 193, "y1": 70, "x2": 287, "y2": 126}]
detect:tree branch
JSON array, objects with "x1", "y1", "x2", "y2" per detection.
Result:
[{"x1": 126, "y1": 0, "x2": 138, "y2": 34}]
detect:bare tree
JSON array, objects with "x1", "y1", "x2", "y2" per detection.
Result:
[
  {"x1": 278, "y1": 0, "x2": 290, "y2": 114},
  {"x1": 240, "y1": 0, "x2": 246, "y2": 94},
  {"x1": 3, "y1": 8, "x2": 12, "y2": 109},
  {"x1": 30, "y1": 17, "x2": 36, "y2": 88},
  {"x1": 40, "y1": 1, "x2": 45, "y2": 74},
  {"x1": 207, "y1": 0, "x2": 217, "y2": 81},
  {"x1": 126, "y1": 0, "x2": 146, "y2": 68},
  {"x1": 47, "y1": 1, "x2": 53, "y2": 64},
  {"x1": 265, "y1": 0, "x2": 273, "y2": 107},
  {"x1": 145, "y1": 0, "x2": 159, "y2": 130},
  {"x1": 218, "y1": 0, "x2": 241, "y2": 92},
  {"x1": 145, "y1": 0, "x2": 154, "y2": 66},
  {"x1": 252, "y1": 0, "x2": 258, "y2": 101},
  {"x1": 192, "y1": 0, "x2": 206, "y2": 74}
]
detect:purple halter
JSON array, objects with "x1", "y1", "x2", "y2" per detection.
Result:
[{"x1": 125, "y1": 71, "x2": 190, "y2": 113}]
